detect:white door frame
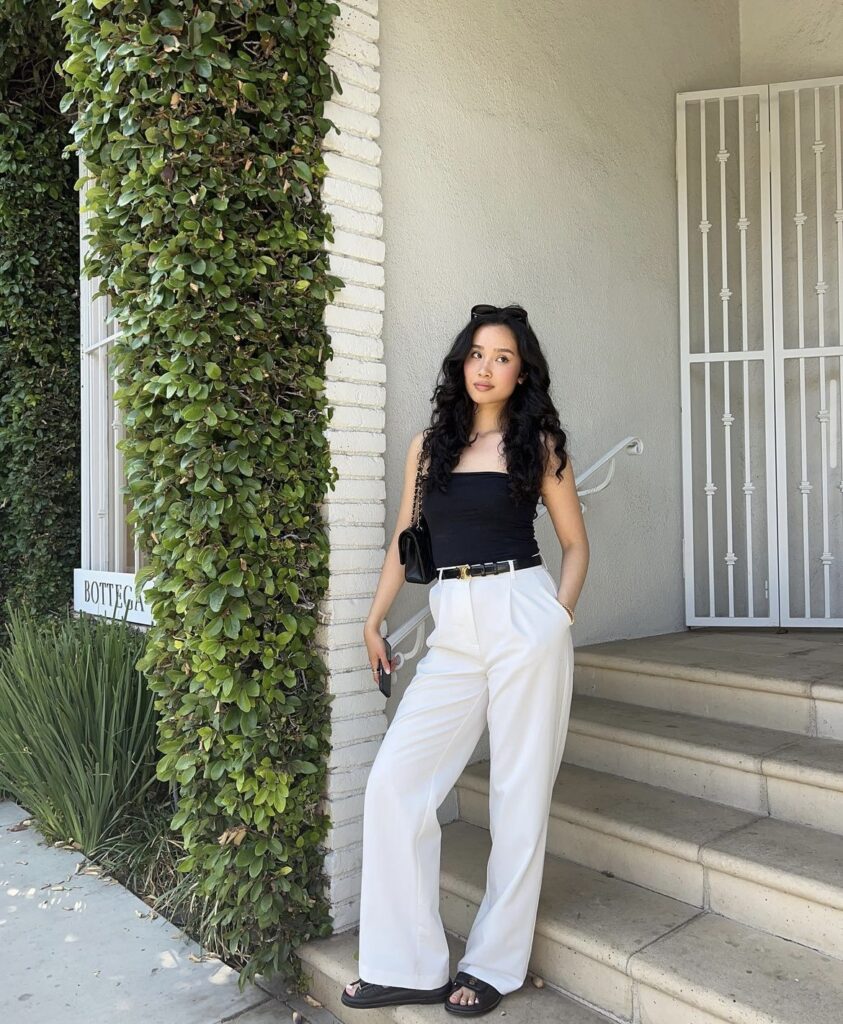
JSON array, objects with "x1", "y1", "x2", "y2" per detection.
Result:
[
  {"x1": 678, "y1": 77, "x2": 843, "y2": 627},
  {"x1": 770, "y1": 77, "x2": 843, "y2": 626},
  {"x1": 678, "y1": 84, "x2": 779, "y2": 626}
]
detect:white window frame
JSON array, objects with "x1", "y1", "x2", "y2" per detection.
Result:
[{"x1": 74, "y1": 159, "x2": 150, "y2": 625}]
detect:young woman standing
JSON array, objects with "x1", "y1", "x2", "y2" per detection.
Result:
[{"x1": 341, "y1": 303, "x2": 589, "y2": 1016}]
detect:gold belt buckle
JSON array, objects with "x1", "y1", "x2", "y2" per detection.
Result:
[{"x1": 458, "y1": 563, "x2": 471, "y2": 580}]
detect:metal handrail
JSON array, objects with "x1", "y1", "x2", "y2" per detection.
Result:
[{"x1": 383, "y1": 434, "x2": 644, "y2": 667}]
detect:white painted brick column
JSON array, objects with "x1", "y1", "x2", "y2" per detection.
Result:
[{"x1": 317, "y1": 0, "x2": 386, "y2": 932}]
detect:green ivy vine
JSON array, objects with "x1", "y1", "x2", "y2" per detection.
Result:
[
  {"x1": 57, "y1": 0, "x2": 343, "y2": 988},
  {"x1": 0, "y1": 1, "x2": 80, "y2": 622}
]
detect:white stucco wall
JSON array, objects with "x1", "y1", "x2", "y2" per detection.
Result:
[
  {"x1": 740, "y1": 0, "x2": 843, "y2": 84},
  {"x1": 377, "y1": 0, "x2": 740, "y2": 672}
]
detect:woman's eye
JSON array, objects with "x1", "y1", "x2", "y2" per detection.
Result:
[{"x1": 470, "y1": 351, "x2": 508, "y2": 362}]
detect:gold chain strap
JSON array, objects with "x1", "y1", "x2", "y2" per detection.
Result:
[{"x1": 409, "y1": 439, "x2": 426, "y2": 528}]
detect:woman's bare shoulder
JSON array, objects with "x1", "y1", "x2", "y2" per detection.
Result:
[
  {"x1": 410, "y1": 429, "x2": 429, "y2": 453},
  {"x1": 407, "y1": 429, "x2": 430, "y2": 471}
]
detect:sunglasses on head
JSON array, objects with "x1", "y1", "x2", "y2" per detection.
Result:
[{"x1": 470, "y1": 303, "x2": 528, "y2": 323}]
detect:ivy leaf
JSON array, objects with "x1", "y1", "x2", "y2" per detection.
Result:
[
  {"x1": 293, "y1": 160, "x2": 312, "y2": 183},
  {"x1": 159, "y1": 8, "x2": 184, "y2": 30},
  {"x1": 195, "y1": 10, "x2": 216, "y2": 33},
  {"x1": 182, "y1": 403, "x2": 206, "y2": 421}
]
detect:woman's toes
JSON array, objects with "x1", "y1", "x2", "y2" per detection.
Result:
[{"x1": 450, "y1": 986, "x2": 476, "y2": 1004}]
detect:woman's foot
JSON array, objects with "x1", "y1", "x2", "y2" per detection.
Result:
[
  {"x1": 341, "y1": 976, "x2": 453, "y2": 1009},
  {"x1": 343, "y1": 978, "x2": 474, "y2": 1000},
  {"x1": 448, "y1": 983, "x2": 479, "y2": 1006},
  {"x1": 443, "y1": 971, "x2": 503, "y2": 1016}
]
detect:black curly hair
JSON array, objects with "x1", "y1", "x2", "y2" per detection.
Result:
[{"x1": 420, "y1": 306, "x2": 569, "y2": 510}]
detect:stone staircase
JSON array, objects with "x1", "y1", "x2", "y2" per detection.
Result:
[{"x1": 298, "y1": 630, "x2": 843, "y2": 1024}]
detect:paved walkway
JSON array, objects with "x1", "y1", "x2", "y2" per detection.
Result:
[{"x1": 0, "y1": 801, "x2": 340, "y2": 1024}]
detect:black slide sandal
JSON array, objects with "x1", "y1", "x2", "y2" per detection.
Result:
[
  {"x1": 341, "y1": 976, "x2": 453, "y2": 1009},
  {"x1": 443, "y1": 970, "x2": 503, "y2": 1016}
]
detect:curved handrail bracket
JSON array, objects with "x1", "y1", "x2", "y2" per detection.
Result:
[
  {"x1": 536, "y1": 435, "x2": 644, "y2": 518},
  {"x1": 576, "y1": 435, "x2": 643, "y2": 500}
]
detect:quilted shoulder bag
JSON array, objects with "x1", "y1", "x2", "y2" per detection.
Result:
[{"x1": 397, "y1": 441, "x2": 436, "y2": 583}]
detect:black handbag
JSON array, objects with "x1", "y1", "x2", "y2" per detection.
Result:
[{"x1": 397, "y1": 442, "x2": 437, "y2": 584}]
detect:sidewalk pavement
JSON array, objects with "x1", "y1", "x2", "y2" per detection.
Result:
[{"x1": 0, "y1": 801, "x2": 341, "y2": 1024}]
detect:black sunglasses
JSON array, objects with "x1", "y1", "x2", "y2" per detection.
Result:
[{"x1": 470, "y1": 303, "x2": 528, "y2": 323}]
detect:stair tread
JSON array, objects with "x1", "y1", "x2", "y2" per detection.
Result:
[
  {"x1": 463, "y1": 760, "x2": 754, "y2": 852},
  {"x1": 441, "y1": 820, "x2": 699, "y2": 966},
  {"x1": 576, "y1": 632, "x2": 843, "y2": 695},
  {"x1": 570, "y1": 695, "x2": 843, "y2": 783},
  {"x1": 762, "y1": 733, "x2": 843, "y2": 781},
  {"x1": 631, "y1": 911, "x2": 843, "y2": 1024},
  {"x1": 297, "y1": 928, "x2": 614, "y2": 1023},
  {"x1": 460, "y1": 761, "x2": 843, "y2": 900},
  {"x1": 440, "y1": 820, "x2": 843, "y2": 1023},
  {"x1": 702, "y1": 816, "x2": 843, "y2": 902}
]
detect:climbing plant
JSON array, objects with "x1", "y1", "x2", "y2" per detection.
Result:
[
  {"x1": 0, "y1": 1, "x2": 80, "y2": 622},
  {"x1": 57, "y1": 0, "x2": 343, "y2": 987}
]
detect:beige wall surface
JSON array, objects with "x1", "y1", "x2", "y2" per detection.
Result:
[
  {"x1": 740, "y1": 0, "x2": 843, "y2": 85},
  {"x1": 376, "y1": 0, "x2": 740, "y2": 678}
]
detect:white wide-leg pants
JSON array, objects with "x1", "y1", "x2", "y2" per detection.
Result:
[{"x1": 356, "y1": 557, "x2": 574, "y2": 995}]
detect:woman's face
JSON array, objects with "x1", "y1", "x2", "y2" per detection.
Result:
[{"x1": 463, "y1": 323, "x2": 525, "y2": 404}]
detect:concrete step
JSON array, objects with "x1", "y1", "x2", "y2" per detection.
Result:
[
  {"x1": 439, "y1": 819, "x2": 843, "y2": 1024},
  {"x1": 295, "y1": 926, "x2": 616, "y2": 1024},
  {"x1": 457, "y1": 760, "x2": 843, "y2": 958},
  {"x1": 574, "y1": 631, "x2": 843, "y2": 738},
  {"x1": 564, "y1": 695, "x2": 843, "y2": 834}
]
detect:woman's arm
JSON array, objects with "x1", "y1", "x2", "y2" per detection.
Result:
[
  {"x1": 539, "y1": 437, "x2": 590, "y2": 614},
  {"x1": 364, "y1": 430, "x2": 426, "y2": 634}
]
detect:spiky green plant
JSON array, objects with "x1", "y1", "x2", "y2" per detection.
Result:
[{"x1": 0, "y1": 604, "x2": 162, "y2": 849}]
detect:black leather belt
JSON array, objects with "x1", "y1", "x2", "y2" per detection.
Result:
[{"x1": 438, "y1": 552, "x2": 543, "y2": 580}]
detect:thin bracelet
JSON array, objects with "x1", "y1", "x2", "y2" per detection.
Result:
[{"x1": 560, "y1": 602, "x2": 575, "y2": 624}]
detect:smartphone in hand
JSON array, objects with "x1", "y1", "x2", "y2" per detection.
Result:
[{"x1": 378, "y1": 637, "x2": 393, "y2": 698}]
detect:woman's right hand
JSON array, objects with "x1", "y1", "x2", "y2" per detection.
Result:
[
  {"x1": 364, "y1": 623, "x2": 397, "y2": 685},
  {"x1": 360, "y1": 431, "x2": 428, "y2": 687}
]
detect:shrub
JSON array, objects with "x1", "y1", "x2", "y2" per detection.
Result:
[
  {"x1": 0, "y1": 0, "x2": 80, "y2": 621},
  {"x1": 0, "y1": 604, "x2": 160, "y2": 850},
  {"x1": 57, "y1": 0, "x2": 344, "y2": 989}
]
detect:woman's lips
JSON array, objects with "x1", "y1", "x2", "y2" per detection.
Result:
[{"x1": 473, "y1": 382, "x2": 493, "y2": 390}]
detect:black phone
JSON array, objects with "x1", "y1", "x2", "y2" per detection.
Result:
[{"x1": 378, "y1": 637, "x2": 393, "y2": 698}]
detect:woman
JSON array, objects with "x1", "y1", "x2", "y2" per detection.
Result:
[{"x1": 341, "y1": 303, "x2": 589, "y2": 1016}]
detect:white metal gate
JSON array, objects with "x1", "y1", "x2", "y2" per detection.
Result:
[{"x1": 678, "y1": 76, "x2": 843, "y2": 627}]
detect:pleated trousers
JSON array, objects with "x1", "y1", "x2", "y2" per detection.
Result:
[{"x1": 356, "y1": 556, "x2": 575, "y2": 995}]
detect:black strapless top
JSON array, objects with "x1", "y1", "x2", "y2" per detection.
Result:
[{"x1": 421, "y1": 471, "x2": 540, "y2": 569}]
